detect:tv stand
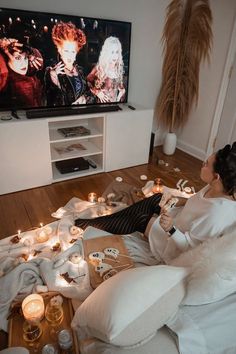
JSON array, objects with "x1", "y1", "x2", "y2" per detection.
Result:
[
  {"x1": 26, "y1": 105, "x2": 122, "y2": 119},
  {"x1": 0, "y1": 104, "x2": 153, "y2": 195}
]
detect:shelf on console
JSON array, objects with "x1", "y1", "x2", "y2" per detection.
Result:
[
  {"x1": 52, "y1": 162, "x2": 103, "y2": 181},
  {"x1": 49, "y1": 126, "x2": 103, "y2": 142},
  {"x1": 50, "y1": 140, "x2": 103, "y2": 162}
]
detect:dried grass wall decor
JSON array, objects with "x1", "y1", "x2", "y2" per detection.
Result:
[{"x1": 156, "y1": 0, "x2": 213, "y2": 132}]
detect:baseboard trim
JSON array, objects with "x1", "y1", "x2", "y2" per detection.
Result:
[
  {"x1": 176, "y1": 139, "x2": 206, "y2": 161},
  {"x1": 154, "y1": 134, "x2": 207, "y2": 161}
]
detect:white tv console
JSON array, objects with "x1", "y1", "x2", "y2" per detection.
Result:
[{"x1": 0, "y1": 104, "x2": 153, "y2": 195}]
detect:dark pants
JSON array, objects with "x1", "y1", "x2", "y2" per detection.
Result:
[{"x1": 75, "y1": 193, "x2": 162, "y2": 234}]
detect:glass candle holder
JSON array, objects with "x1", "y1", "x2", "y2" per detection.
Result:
[
  {"x1": 23, "y1": 320, "x2": 42, "y2": 352},
  {"x1": 88, "y1": 192, "x2": 98, "y2": 203},
  {"x1": 22, "y1": 294, "x2": 45, "y2": 324},
  {"x1": 23, "y1": 320, "x2": 42, "y2": 343},
  {"x1": 152, "y1": 178, "x2": 163, "y2": 194},
  {"x1": 36, "y1": 225, "x2": 52, "y2": 243},
  {"x1": 45, "y1": 300, "x2": 64, "y2": 339}
]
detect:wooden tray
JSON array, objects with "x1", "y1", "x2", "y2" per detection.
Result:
[
  {"x1": 83, "y1": 235, "x2": 134, "y2": 289},
  {"x1": 8, "y1": 292, "x2": 79, "y2": 353}
]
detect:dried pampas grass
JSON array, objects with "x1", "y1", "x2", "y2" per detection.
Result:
[{"x1": 156, "y1": 0, "x2": 213, "y2": 132}]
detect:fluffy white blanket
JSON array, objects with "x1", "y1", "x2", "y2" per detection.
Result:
[
  {"x1": 0, "y1": 197, "x2": 157, "y2": 332},
  {"x1": 0, "y1": 212, "x2": 91, "y2": 332}
]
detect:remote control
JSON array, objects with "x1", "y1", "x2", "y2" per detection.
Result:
[
  {"x1": 87, "y1": 159, "x2": 97, "y2": 168},
  {"x1": 128, "y1": 105, "x2": 136, "y2": 110}
]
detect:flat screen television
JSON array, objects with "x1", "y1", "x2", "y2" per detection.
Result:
[{"x1": 0, "y1": 7, "x2": 131, "y2": 117}]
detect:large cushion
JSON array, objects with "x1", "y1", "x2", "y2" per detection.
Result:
[
  {"x1": 71, "y1": 265, "x2": 187, "y2": 347},
  {"x1": 170, "y1": 228, "x2": 236, "y2": 305},
  {"x1": 78, "y1": 327, "x2": 179, "y2": 354}
]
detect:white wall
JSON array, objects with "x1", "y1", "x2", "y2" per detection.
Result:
[{"x1": 1, "y1": 0, "x2": 236, "y2": 160}]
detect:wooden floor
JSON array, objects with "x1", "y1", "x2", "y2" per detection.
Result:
[{"x1": 0, "y1": 146, "x2": 205, "y2": 240}]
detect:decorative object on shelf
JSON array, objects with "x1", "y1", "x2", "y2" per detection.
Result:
[
  {"x1": 55, "y1": 156, "x2": 90, "y2": 174},
  {"x1": 88, "y1": 192, "x2": 98, "y2": 203},
  {"x1": 22, "y1": 294, "x2": 45, "y2": 324},
  {"x1": 156, "y1": 0, "x2": 213, "y2": 155},
  {"x1": 57, "y1": 125, "x2": 91, "y2": 138},
  {"x1": 54, "y1": 143, "x2": 87, "y2": 155}
]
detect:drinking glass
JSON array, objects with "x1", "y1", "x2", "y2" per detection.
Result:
[
  {"x1": 45, "y1": 302, "x2": 64, "y2": 339},
  {"x1": 23, "y1": 320, "x2": 42, "y2": 352}
]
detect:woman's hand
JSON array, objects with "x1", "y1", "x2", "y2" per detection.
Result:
[
  {"x1": 49, "y1": 61, "x2": 65, "y2": 86},
  {"x1": 159, "y1": 192, "x2": 187, "y2": 211},
  {"x1": 0, "y1": 38, "x2": 23, "y2": 58},
  {"x1": 159, "y1": 212, "x2": 174, "y2": 232},
  {"x1": 28, "y1": 54, "x2": 43, "y2": 70}
]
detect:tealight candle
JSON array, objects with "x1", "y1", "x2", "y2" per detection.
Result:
[
  {"x1": 152, "y1": 178, "x2": 163, "y2": 194},
  {"x1": 36, "y1": 229, "x2": 49, "y2": 243},
  {"x1": 36, "y1": 225, "x2": 53, "y2": 243},
  {"x1": 22, "y1": 294, "x2": 45, "y2": 323},
  {"x1": 88, "y1": 192, "x2": 98, "y2": 203}
]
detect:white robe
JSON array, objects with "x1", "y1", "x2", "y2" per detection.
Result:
[{"x1": 149, "y1": 185, "x2": 236, "y2": 263}]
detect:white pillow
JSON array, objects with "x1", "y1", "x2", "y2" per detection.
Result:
[
  {"x1": 170, "y1": 228, "x2": 236, "y2": 305},
  {"x1": 71, "y1": 265, "x2": 187, "y2": 347},
  {"x1": 78, "y1": 327, "x2": 179, "y2": 354}
]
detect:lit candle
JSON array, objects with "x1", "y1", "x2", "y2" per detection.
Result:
[
  {"x1": 22, "y1": 294, "x2": 45, "y2": 323},
  {"x1": 88, "y1": 192, "x2": 98, "y2": 203},
  {"x1": 152, "y1": 178, "x2": 163, "y2": 194}
]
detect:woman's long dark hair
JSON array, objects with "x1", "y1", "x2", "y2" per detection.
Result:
[{"x1": 214, "y1": 141, "x2": 236, "y2": 199}]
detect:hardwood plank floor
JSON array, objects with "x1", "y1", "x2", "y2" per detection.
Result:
[{"x1": 0, "y1": 146, "x2": 205, "y2": 240}]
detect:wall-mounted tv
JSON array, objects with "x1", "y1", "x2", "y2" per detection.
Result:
[{"x1": 0, "y1": 7, "x2": 131, "y2": 117}]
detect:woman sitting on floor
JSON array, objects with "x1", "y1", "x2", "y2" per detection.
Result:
[{"x1": 75, "y1": 142, "x2": 236, "y2": 261}]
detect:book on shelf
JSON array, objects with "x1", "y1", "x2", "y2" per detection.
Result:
[
  {"x1": 58, "y1": 125, "x2": 91, "y2": 137},
  {"x1": 54, "y1": 143, "x2": 87, "y2": 155}
]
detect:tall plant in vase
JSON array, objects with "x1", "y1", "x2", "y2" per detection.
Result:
[{"x1": 156, "y1": 0, "x2": 213, "y2": 155}]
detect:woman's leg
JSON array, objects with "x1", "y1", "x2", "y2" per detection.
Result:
[{"x1": 75, "y1": 193, "x2": 162, "y2": 234}]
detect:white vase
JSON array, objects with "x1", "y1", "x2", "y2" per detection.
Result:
[{"x1": 163, "y1": 132, "x2": 177, "y2": 155}]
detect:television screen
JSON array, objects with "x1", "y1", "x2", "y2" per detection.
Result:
[{"x1": 0, "y1": 7, "x2": 131, "y2": 113}]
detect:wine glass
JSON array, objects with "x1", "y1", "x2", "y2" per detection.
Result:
[
  {"x1": 45, "y1": 301, "x2": 64, "y2": 339},
  {"x1": 23, "y1": 320, "x2": 42, "y2": 352}
]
